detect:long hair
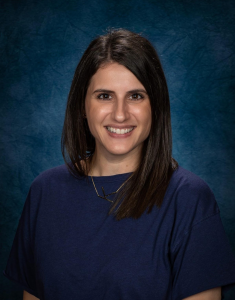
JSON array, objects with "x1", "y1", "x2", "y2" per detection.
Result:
[{"x1": 62, "y1": 29, "x2": 178, "y2": 220}]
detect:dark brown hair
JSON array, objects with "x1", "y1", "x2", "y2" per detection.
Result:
[{"x1": 62, "y1": 28, "x2": 178, "y2": 220}]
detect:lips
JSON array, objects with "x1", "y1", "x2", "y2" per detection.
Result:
[{"x1": 106, "y1": 126, "x2": 135, "y2": 134}]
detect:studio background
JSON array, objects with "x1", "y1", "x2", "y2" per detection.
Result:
[{"x1": 1, "y1": 0, "x2": 234, "y2": 299}]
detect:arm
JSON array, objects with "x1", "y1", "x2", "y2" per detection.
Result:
[
  {"x1": 183, "y1": 287, "x2": 221, "y2": 300},
  {"x1": 23, "y1": 290, "x2": 40, "y2": 300}
]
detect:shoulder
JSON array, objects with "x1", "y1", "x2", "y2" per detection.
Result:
[
  {"x1": 33, "y1": 164, "x2": 70, "y2": 182},
  {"x1": 30, "y1": 164, "x2": 83, "y2": 191},
  {"x1": 165, "y1": 166, "x2": 220, "y2": 228},
  {"x1": 168, "y1": 166, "x2": 217, "y2": 203},
  {"x1": 169, "y1": 166, "x2": 212, "y2": 195},
  {"x1": 25, "y1": 164, "x2": 87, "y2": 211}
]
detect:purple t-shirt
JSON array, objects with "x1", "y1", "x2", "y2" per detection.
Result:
[{"x1": 4, "y1": 165, "x2": 235, "y2": 299}]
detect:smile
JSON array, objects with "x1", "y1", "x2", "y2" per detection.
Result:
[{"x1": 106, "y1": 127, "x2": 134, "y2": 134}]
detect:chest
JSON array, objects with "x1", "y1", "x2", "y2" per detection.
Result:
[{"x1": 33, "y1": 193, "x2": 174, "y2": 299}]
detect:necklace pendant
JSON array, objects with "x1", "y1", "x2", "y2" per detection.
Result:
[
  {"x1": 103, "y1": 196, "x2": 114, "y2": 203},
  {"x1": 91, "y1": 175, "x2": 132, "y2": 204},
  {"x1": 101, "y1": 186, "x2": 114, "y2": 203}
]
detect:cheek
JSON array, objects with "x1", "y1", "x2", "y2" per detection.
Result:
[
  {"x1": 85, "y1": 106, "x2": 96, "y2": 135},
  {"x1": 87, "y1": 104, "x2": 111, "y2": 123},
  {"x1": 134, "y1": 105, "x2": 152, "y2": 127},
  {"x1": 141, "y1": 107, "x2": 152, "y2": 137},
  {"x1": 145, "y1": 118, "x2": 152, "y2": 137},
  {"x1": 85, "y1": 104, "x2": 109, "y2": 136},
  {"x1": 144, "y1": 103, "x2": 152, "y2": 126}
]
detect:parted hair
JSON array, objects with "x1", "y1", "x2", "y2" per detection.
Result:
[{"x1": 62, "y1": 28, "x2": 178, "y2": 220}]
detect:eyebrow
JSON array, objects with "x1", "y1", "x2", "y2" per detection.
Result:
[{"x1": 92, "y1": 89, "x2": 148, "y2": 94}]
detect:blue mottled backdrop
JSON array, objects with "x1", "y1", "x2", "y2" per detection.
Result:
[{"x1": 1, "y1": 0, "x2": 235, "y2": 299}]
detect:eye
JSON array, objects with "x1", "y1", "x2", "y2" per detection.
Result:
[
  {"x1": 129, "y1": 93, "x2": 144, "y2": 100},
  {"x1": 97, "y1": 93, "x2": 112, "y2": 100}
]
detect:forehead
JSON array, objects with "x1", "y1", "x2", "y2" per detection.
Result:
[{"x1": 87, "y1": 63, "x2": 145, "y2": 91}]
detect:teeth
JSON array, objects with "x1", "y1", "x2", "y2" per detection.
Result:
[{"x1": 107, "y1": 127, "x2": 134, "y2": 134}]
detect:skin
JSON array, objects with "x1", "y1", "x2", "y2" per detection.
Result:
[
  {"x1": 85, "y1": 62, "x2": 152, "y2": 176},
  {"x1": 23, "y1": 63, "x2": 222, "y2": 300},
  {"x1": 182, "y1": 287, "x2": 221, "y2": 300},
  {"x1": 23, "y1": 291, "x2": 39, "y2": 300}
]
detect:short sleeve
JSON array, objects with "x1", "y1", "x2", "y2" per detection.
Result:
[
  {"x1": 4, "y1": 188, "x2": 39, "y2": 298},
  {"x1": 171, "y1": 212, "x2": 235, "y2": 300}
]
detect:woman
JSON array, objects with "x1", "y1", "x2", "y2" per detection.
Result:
[{"x1": 4, "y1": 29, "x2": 235, "y2": 300}]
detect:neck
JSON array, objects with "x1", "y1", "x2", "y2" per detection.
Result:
[{"x1": 89, "y1": 148, "x2": 141, "y2": 176}]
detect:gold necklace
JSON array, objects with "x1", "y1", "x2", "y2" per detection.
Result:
[{"x1": 90, "y1": 174, "x2": 133, "y2": 203}]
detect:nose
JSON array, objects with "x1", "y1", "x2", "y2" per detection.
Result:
[{"x1": 112, "y1": 98, "x2": 130, "y2": 122}]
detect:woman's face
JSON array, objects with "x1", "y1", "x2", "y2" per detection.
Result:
[{"x1": 85, "y1": 63, "x2": 152, "y2": 160}]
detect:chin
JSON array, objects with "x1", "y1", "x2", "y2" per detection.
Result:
[
  {"x1": 108, "y1": 150, "x2": 130, "y2": 156},
  {"x1": 106, "y1": 146, "x2": 137, "y2": 156}
]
